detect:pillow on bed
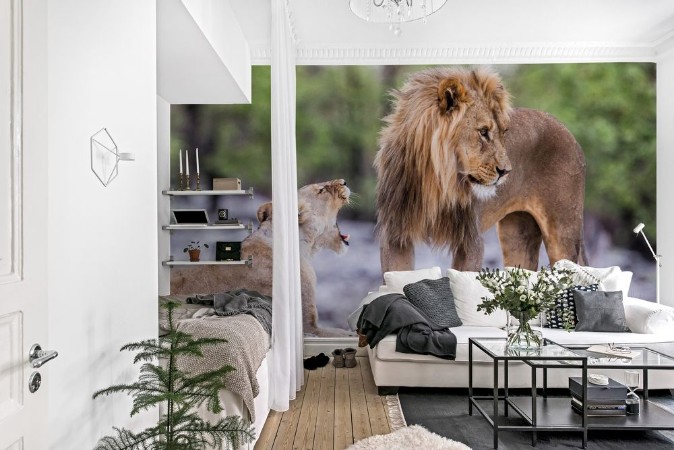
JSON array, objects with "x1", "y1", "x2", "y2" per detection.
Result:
[
  {"x1": 383, "y1": 266, "x2": 442, "y2": 294},
  {"x1": 403, "y1": 277, "x2": 462, "y2": 328},
  {"x1": 447, "y1": 269, "x2": 507, "y2": 327}
]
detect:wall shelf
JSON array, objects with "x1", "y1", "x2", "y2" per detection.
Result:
[
  {"x1": 163, "y1": 256, "x2": 253, "y2": 267},
  {"x1": 162, "y1": 223, "x2": 253, "y2": 231},
  {"x1": 162, "y1": 187, "x2": 254, "y2": 198}
]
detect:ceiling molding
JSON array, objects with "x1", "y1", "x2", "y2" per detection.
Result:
[{"x1": 251, "y1": 43, "x2": 658, "y2": 65}]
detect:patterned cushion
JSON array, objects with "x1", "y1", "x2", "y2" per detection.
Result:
[
  {"x1": 545, "y1": 284, "x2": 599, "y2": 329},
  {"x1": 403, "y1": 277, "x2": 462, "y2": 328}
]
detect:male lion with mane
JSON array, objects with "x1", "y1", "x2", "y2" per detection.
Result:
[
  {"x1": 375, "y1": 67, "x2": 586, "y2": 272},
  {"x1": 171, "y1": 179, "x2": 354, "y2": 337}
]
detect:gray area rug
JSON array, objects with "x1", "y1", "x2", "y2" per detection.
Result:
[{"x1": 399, "y1": 388, "x2": 674, "y2": 449}]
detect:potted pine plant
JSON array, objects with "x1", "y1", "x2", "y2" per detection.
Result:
[
  {"x1": 184, "y1": 241, "x2": 209, "y2": 262},
  {"x1": 92, "y1": 301, "x2": 255, "y2": 449}
]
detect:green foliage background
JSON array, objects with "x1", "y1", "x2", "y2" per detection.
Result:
[{"x1": 171, "y1": 63, "x2": 656, "y2": 247}]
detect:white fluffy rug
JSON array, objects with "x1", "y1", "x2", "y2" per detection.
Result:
[{"x1": 347, "y1": 425, "x2": 472, "y2": 450}]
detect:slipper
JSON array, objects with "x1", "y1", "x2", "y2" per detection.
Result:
[{"x1": 303, "y1": 352, "x2": 330, "y2": 370}]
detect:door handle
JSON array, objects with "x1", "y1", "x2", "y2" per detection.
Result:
[{"x1": 29, "y1": 343, "x2": 59, "y2": 368}]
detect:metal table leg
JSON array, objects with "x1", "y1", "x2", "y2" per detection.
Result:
[
  {"x1": 469, "y1": 340, "x2": 473, "y2": 415},
  {"x1": 494, "y1": 358, "x2": 499, "y2": 449},
  {"x1": 504, "y1": 359, "x2": 509, "y2": 417},
  {"x1": 531, "y1": 366, "x2": 537, "y2": 447}
]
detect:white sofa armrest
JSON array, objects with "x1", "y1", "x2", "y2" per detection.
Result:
[{"x1": 623, "y1": 297, "x2": 674, "y2": 335}]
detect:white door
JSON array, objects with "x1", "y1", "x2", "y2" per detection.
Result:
[{"x1": 0, "y1": 0, "x2": 49, "y2": 449}]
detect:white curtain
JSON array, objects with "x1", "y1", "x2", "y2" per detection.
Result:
[{"x1": 269, "y1": 0, "x2": 303, "y2": 411}]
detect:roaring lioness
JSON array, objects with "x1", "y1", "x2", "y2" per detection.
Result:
[
  {"x1": 375, "y1": 67, "x2": 586, "y2": 272},
  {"x1": 170, "y1": 179, "x2": 353, "y2": 337}
]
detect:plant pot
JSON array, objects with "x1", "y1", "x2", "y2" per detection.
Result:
[
  {"x1": 507, "y1": 311, "x2": 542, "y2": 351},
  {"x1": 188, "y1": 249, "x2": 201, "y2": 262}
]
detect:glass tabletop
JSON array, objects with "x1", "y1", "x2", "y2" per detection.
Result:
[
  {"x1": 561, "y1": 345, "x2": 674, "y2": 368},
  {"x1": 470, "y1": 338, "x2": 583, "y2": 361}
]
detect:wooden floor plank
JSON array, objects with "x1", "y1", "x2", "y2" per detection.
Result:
[
  {"x1": 359, "y1": 356, "x2": 391, "y2": 437},
  {"x1": 271, "y1": 373, "x2": 309, "y2": 450},
  {"x1": 313, "y1": 364, "x2": 336, "y2": 450},
  {"x1": 262, "y1": 356, "x2": 393, "y2": 449},
  {"x1": 333, "y1": 363, "x2": 353, "y2": 450},
  {"x1": 254, "y1": 409, "x2": 283, "y2": 450},
  {"x1": 293, "y1": 368, "x2": 322, "y2": 449},
  {"x1": 348, "y1": 363, "x2": 372, "y2": 443}
]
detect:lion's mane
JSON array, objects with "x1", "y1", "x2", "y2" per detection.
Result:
[{"x1": 375, "y1": 67, "x2": 512, "y2": 257}]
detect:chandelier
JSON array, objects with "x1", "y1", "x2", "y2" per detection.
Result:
[{"x1": 349, "y1": 0, "x2": 447, "y2": 35}]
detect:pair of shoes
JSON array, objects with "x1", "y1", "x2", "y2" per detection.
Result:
[
  {"x1": 303, "y1": 353, "x2": 330, "y2": 370},
  {"x1": 332, "y1": 348, "x2": 357, "y2": 368}
]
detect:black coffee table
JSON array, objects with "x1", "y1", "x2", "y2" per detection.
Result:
[{"x1": 468, "y1": 338, "x2": 674, "y2": 449}]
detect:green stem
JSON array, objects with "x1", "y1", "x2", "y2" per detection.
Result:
[{"x1": 167, "y1": 306, "x2": 175, "y2": 447}]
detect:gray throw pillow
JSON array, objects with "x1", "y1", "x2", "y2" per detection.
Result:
[
  {"x1": 574, "y1": 290, "x2": 630, "y2": 332},
  {"x1": 403, "y1": 277, "x2": 462, "y2": 328}
]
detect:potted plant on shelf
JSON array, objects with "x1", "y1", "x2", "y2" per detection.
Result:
[
  {"x1": 476, "y1": 266, "x2": 573, "y2": 350},
  {"x1": 184, "y1": 241, "x2": 209, "y2": 262}
]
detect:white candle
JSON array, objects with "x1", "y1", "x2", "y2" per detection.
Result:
[
  {"x1": 186, "y1": 150, "x2": 190, "y2": 176},
  {"x1": 179, "y1": 149, "x2": 183, "y2": 174},
  {"x1": 196, "y1": 148, "x2": 200, "y2": 174}
]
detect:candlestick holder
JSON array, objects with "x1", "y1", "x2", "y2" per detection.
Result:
[
  {"x1": 196, "y1": 173, "x2": 201, "y2": 191},
  {"x1": 179, "y1": 173, "x2": 185, "y2": 191},
  {"x1": 185, "y1": 173, "x2": 191, "y2": 190}
]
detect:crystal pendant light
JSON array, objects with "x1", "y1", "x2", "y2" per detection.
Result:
[{"x1": 350, "y1": 0, "x2": 447, "y2": 35}]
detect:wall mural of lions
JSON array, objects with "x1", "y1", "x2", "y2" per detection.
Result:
[
  {"x1": 170, "y1": 179, "x2": 353, "y2": 337},
  {"x1": 375, "y1": 67, "x2": 587, "y2": 273}
]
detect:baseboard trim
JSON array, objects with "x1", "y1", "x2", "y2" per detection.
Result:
[{"x1": 303, "y1": 336, "x2": 367, "y2": 357}]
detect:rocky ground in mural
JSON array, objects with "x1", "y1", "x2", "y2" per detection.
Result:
[{"x1": 312, "y1": 219, "x2": 657, "y2": 331}]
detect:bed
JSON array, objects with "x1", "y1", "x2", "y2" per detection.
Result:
[{"x1": 159, "y1": 295, "x2": 271, "y2": 449}]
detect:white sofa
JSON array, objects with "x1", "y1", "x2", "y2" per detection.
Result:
[{"x1": 351, "y1": 266, "x2": 674, "y2": 394}]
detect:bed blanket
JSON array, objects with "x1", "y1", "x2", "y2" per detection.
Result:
[{"x1": 159, "y1": 296, "x2": 269, "y2": 421}]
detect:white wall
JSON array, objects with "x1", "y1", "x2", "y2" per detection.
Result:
[
  {"x1": 47, "y1": 1, "x2": 158, "y2": 448},
  {"x1": 657, "y1": 49, "x2": 674, "y2": 307}
]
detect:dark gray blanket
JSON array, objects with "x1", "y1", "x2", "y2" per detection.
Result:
[
  {"x1": 357, "y1": 293, "x2": 457, "y2": 360},
  {"x1": 186, "y1": 288, "x2": 273, "y2": 335}
]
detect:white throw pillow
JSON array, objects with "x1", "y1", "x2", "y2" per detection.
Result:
[
  {"x1": 383, "y1": 266, "x2": 442, "y2": 294},
  {"x1": 553, "y1": 260, "x2": 632, "y2": 298},
  {"x1": 623, "y1": 297, "x2": 674, "y2": 335},
  {"x1": 447, "y1": 269, "x2": 508, "y2": 327}
]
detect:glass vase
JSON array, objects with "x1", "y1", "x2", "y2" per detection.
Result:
[{"x1": 506, "y1": 311, "x2": 543, "y2": 350}]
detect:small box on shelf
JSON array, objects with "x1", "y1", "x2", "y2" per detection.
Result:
[
  {"x1": 216, "y1": 241, "x2": 242, "y2": 261},
  {"x1": 213, "y1": 178, "x2": 241, "y2": 190}
]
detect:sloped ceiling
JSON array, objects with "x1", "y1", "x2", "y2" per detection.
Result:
[{"x1": 231, "y1": 0, "x2": 674, "y2": 64}]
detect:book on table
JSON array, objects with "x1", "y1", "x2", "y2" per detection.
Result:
[
  {"x1": 569, "y1": 376, "x2": 628, "y2": 401},
  {"x1": 570, "y1": 397, "x2": 626, "y2": 416},
  {"x1": 569, "y1": 376, "x2": 627, "y2": 416}
]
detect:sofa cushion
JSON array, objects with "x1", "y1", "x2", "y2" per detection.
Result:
[
  {"x1": 383, "y1": 266, "x2": 442, "y2": 294},
  {"x1": 574, "y1": 290, "x2": 630, "y2": 332},
  {"x1": 403, "y1": 277, "x2": 462, "y2": 328},
  {"x1": 545, "y1": 284, "x2": 598, "y2": 329},
  {"x1": 371, "y1": 325, "x2": 672, "y2": 364},
  {"x1": 554, "y1": 259, "x2": 632, "y2": 298},
  {"x1": 447, "y1": 269, "x2": 508, "y2": 327},
  {"x1": 624, "y1": 297, "x2": 674, "y2": 335}
]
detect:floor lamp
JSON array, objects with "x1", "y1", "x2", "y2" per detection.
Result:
[{"x1": 633, "y1": 223, "x2": 661, "y2": 304}]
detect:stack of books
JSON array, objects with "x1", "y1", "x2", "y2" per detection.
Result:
[{"x1": 569, "y1": 377, "x2": 627, "y2": 416}]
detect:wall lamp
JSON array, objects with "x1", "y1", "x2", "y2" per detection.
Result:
[{"x1": 633, "y1": 223, "x2": 661, "y2": 304}]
